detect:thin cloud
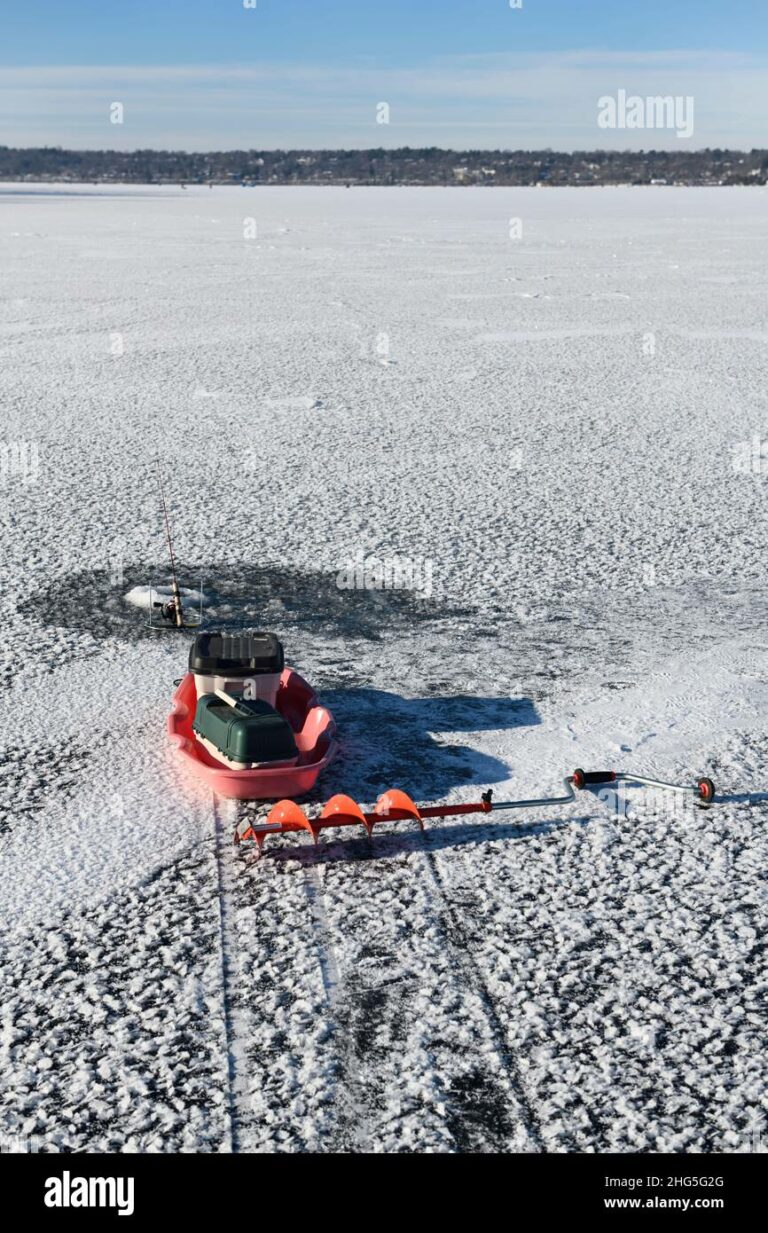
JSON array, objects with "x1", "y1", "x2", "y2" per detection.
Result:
[{"x1": 1, "y1": 51, "x2": 766, "y2": 149}]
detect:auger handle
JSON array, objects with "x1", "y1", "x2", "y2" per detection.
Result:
[{"x1": 573, "y1": 769, "x2": 616, "y2": 787}]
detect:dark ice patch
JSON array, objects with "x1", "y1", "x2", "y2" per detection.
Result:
[{"x1": 18, "y1": 562, "x2": 470, "y2": 643}]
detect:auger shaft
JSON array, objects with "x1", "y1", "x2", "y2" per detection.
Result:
[{"x1": 485, "y1": 777, "x2": 577, "y2": 812}]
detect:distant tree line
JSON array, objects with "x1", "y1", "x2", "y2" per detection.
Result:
[{"x1": 1, "y1": 146, "x2": 765, "y2": 186}]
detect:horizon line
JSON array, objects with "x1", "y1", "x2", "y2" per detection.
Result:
[{"x1": 2, "y1": 144, "x2": 766, "y2": 155}]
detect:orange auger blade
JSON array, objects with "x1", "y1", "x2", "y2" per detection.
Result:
[
  {"x1": 375, "y1": 789, "x2": 425, "y2": 832},
  {"x1": 266, "y1": 799, "x2": 318, "y2": 841},
  {"x1": 319, "y1": 793, "x2": 370, "y2": 835}
]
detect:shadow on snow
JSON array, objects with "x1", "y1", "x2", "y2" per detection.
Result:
[
  {"x1": 315, "y1": 686, "x2": 540, "y2": 805},
  {"x1": 258, "y1": 813, "x2": 596, "y2": 868}
]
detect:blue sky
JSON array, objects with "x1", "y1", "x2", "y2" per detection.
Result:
[{"x1": 1, "y1": 1, "x2": 765, "y2": 149}]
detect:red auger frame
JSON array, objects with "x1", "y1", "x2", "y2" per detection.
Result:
[{"x1": 234, "y1": 769, "x2": 716, "y2": 856}]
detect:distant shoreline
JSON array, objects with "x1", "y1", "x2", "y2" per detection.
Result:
[
  {"x1": 1, "y1": 146, "x2": 765, "y2": 188},
  {"x1": 0, "y1": 180, "x2": 759, "y2": 190}
]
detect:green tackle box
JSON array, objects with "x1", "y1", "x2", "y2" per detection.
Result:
[{"x1": 193, "y1": 695, "x2": 298, "y2": 765}]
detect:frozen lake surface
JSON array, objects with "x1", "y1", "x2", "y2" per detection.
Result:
[{"x1": 0, "y1": 184, "x2": 766, "y2": 1152}]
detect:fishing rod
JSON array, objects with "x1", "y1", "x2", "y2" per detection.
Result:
[{"x1": 155, "y1": 458, "x2": 184, "y2": 628}]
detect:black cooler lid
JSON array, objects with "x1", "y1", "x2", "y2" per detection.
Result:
[{"x1": 189, "y1": 631, "x2": 285, "y2": 676}]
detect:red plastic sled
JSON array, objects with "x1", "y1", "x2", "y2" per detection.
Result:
[{"x1": 168, "y1": 668, "x2": 338, "y2": 800}]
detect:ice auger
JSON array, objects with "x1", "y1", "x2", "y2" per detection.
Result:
[{"x1": 234, "y1": 768, "x2": 716, "y2": 856}]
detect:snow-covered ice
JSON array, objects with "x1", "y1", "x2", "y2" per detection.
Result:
[{"x1": 0, "y1": 183, "x2": 766, "y2": 1152}]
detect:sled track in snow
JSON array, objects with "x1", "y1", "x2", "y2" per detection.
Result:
[
  {"x1": 214, "y1": 799, "x2": 373, "y2": 1153},
  {"x1": 296, "y1": 823, "x2": 546, "y2": 1152},
  {"x1": 211, "y1": 798, "x2": 543, "y2": 1152},
  {"x1": 301, "y1": 864, "x2": 372, "y2": 1152},
  {"x1": 419, "y1": 836, "x2": 545, "y2": 1152},
  {"x1": 211, "y1": 791, "x2": 251, "y2": 1153}
]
